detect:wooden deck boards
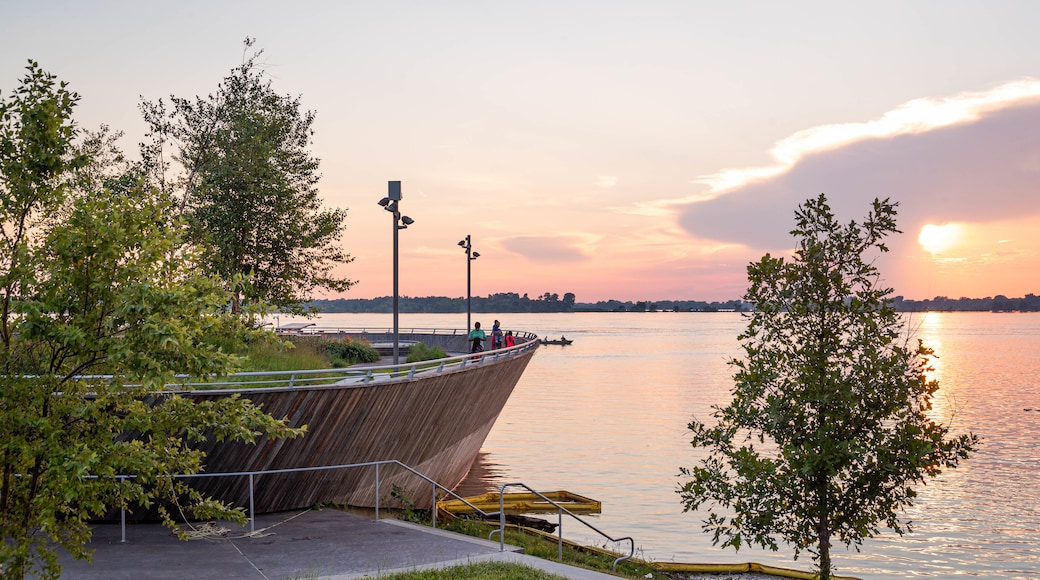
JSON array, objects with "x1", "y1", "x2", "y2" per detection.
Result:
[{"x1": 183, "y1": 340, "x2": 536, "y2": 512}]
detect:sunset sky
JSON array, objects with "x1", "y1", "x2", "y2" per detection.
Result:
[{"x1": 4, "y1": 1, "x2": 1040, "y2": 302}]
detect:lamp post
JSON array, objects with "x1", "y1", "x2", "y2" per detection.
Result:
[
  {"x1": 457, "y1": 235, "x2": 479, "y2": 332},
  {"x1": 378, "y1": 181, "x2": 414, "y2": 365}
]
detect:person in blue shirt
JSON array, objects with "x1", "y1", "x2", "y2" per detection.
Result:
[{"x1": 492, "y1": 319, "x2": 504, "y2": 349}]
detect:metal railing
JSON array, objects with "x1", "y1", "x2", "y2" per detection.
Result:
[
  {"x1": 275, "y1": 326, "x2": 478, "y2": 337},
  {"x1": 113, "y1": 459, "x2": 634, "y2": 571},
  {"x1": 493, "y1": 483, "x2": 634, "y2": 571},
  {"x1": 103, "y1": 329, "x2": 539, "y2": 392}
]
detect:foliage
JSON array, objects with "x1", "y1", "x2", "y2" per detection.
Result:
[
  {"x1": 892, "y1": 293, "x2": 1040, "y2": 312},
  {"x1": 208, "y1": 335, "x2": 378, "y2": 373},
  {"x1": 438, "y1": 516, "x2": 656, "y2": 579},
  {"x1": 236, "y1": 337, "x2": 329, "y2": 372},
  {"x1": 140, "y1": 39, "x2": 353, "y2": 315},
  {"x1": 405, "y1": 342, "x2": 446, "y2": 363},
  {"x1": 311, "y1": 292, "x2": 1040, "y2": 314},
  {"x1": 678, "y1": 195, "x2": 977, "y2": 579},
  {"x1": 306, "y1": 293, "x2": 758, "y2": 313},
  {"x1": 320, "y1": 337, "x2": 380, "y2": 367},
  {"x1": 0, "y1": 61, "x2": 302, "y2": 578},
  {"x1": 386, "y1": 484, "x2": 427, "y2": 524},
  {"x1": 306, "y1": 291, "x2": 584, "y2": 314}
]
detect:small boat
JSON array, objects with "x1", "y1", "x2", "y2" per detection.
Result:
[{"x1": 541, "y1": 337, "x2": 573, "y2": 346}]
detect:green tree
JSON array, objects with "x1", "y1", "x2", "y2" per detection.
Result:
[
  {"x1": 1, "y1": 61, "x2": 302, "y2": 579},
  {"x1": 562, "y1": 292, "x2": 576, "y2": 309},
  {"x1": 141, "y1": 40, "x2": 354, "y2": 315},
  {"x1": 679, "y1": 195, "x2": 977, "y2": 579}
]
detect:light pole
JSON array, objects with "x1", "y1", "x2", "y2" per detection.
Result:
[
  {"x1": 379, "y1": 181, "x2": 414, "y2": 365},
  {"x1": 457, "y1": 235, "x2": 479, "y2": 331}
]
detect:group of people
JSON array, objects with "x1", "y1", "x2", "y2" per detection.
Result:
[{"x1": 468, "y1": 319, "x2": 515, "y2": 353}]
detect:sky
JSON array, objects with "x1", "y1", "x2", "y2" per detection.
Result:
[{"x1": 4, "y1": 1, "x2": 1040, "y2": 303}]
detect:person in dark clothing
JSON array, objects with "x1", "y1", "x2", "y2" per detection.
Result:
[{"x1": 468, "y1": 321, "x2": 486, "y2": 353}]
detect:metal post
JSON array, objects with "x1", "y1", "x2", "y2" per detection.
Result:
[
  {"x1": 375, "y1": 463, "x2": 380, "y2": 521},
  {"x1": 499, "y1": 487, "x2": 506, "y2": 552},
  {"x1": 458, "y1": 235, "x2": 479, "y2": 335},
  {"x1": 466, "y1": 234, "x2": 472, "y2": 332},
  {"x1": 381, "y1": 181, "x2": 408, "y2": 366},
  {"x1": 119, "y1": 475, "x2": 126, "y2": 543},
  {"x1": 249, "y1": 473, "x2": 255, "y2": 534},
  {"x1": 392, "y1": 201, "x2": 400, "y2": 365},
  {"x1": 558, "y1": 508, "x2": 563, "y2": 560}
]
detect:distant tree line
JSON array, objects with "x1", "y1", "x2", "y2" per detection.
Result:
[
  {"x1": 892, "y1": 294, "x2": 1040, "y2": 312},
  {"x1": 306, "y1": 293, "x2": 752, "y2": 313},
  {"x1": 307, "y1": 293, "x2": 1040, "y2": 314},
  {"x1": 308, "y1": 292, "x2": 577, "y2": 313},
  {"x1": 575, "y1": 299, "x2": 752, "y2": 312}
]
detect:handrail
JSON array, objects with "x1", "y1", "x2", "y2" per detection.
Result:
[
  {"x1": 108, "y1": 460, "x2": 496, "y2": 542},
  {"x1": 109, "y1": 459, "x2": 635, "y2": 571},
  {"x1": 170, "y1": 459, "x2": 494, "y2": 529},
  {"x1": 181, "y1": 332, "x2": 537, "y2": 392},
  {"x1": 109, "y1": 461, "x2": 632, "y2": 561},
  {"x1": 179, "y1": 329, "x2": 538, "y2": 391},
  {"x1": 274, "y1": 326, "x2": 532, "y2": 339},
  {"x1": 61, "y1": 330, "x2": 539, "y2": 392},
  {"x1": 496, "y1": 482, "x2": 634, "y2": 571}
]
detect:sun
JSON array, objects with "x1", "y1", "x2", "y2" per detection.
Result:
[{"x1": 918, "y1": 223, "x2": 960, "y2": 255}]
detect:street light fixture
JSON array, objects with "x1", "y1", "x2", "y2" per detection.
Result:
[
  {"x1": 458, "y1": 235, "x2": 478, "y2": 332},
  {"x1": 379, "y1": 181, "x2": 414, "y2": 365}
]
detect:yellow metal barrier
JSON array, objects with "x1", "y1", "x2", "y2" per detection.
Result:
[
  {"x1": 437, "y1": 492, "x2": 860, "y2": 580},
  {"x1": 493, "y1": 522, "x2": 861, "y2": 579},
  {"x1": 654, "y1": 561, "x2": 859, "y2": 579},
  {"x1": 437, "y1": 490, "x2": 601, "y2": 515}
]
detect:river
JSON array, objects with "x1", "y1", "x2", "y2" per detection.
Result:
[{"x1": 290, "y1": 311, "x2": 1040, "y2": 579}]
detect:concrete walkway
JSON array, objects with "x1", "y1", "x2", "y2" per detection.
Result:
[{"x1": 57, "y1": 509, "x2": 622, "y2": 579}]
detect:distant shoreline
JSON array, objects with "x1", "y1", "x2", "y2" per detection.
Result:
[{"x1": 305, "y1": 293, "x2": 1040, "y2": 314}]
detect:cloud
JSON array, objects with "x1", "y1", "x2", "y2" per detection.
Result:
[
  {"x1": 596, "y1": 175, "x2": 619, "y2": 188},
  {"x1": 692, "y1": 80, "x2": 1040, "y2": 199},
  {"x1": 677, "y1": 81, "x2": 1040, "y2": 251},
  {"x1": 499, "y1": 235, "x2": 590, "y2": 262},
  {"x1": 609, "y1": 200, "x2": 673, "y2": 217}
]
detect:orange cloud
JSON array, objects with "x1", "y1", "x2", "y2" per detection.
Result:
[{"x1": 673, "y1": 81, "x2": 1040, "y2": 299}]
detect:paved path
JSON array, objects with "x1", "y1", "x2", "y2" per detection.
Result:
[{"x1": 57, "y1": 509, "x2": 620, "y2": 579}]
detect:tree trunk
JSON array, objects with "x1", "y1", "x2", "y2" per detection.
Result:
[
  {"x1": 816, "y1": 472, "x2": 832, "y2": 580},
  {"x1": 818, "y1": 509, "x2": 832, "y2": 579}
]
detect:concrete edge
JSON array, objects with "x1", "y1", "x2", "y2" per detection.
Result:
[
  {"x1": 379, "y1": 518, "x2": 524, "y2": 553},
  {"x1": 324, "y1": 550, "x2": 620, "y2": 580},
  {"x1": 328, "y1": 519, "x2": 620, "y2": 580}
]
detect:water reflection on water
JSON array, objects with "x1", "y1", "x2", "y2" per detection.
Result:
[{"x1": 310, "y1": 312, "x2": 1040, "y2": 579}]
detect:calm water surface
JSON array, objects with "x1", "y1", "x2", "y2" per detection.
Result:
[{"x1": 304, "y1": 311, "x2": 1040, "y2": 579}]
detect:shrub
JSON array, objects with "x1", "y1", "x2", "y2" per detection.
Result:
[
  {"x1": 406, "y1": 342, "x2": 447, "y2": 363},
  {"x1": 323, "y1": 337, "x2": 381, "y2": 367}
]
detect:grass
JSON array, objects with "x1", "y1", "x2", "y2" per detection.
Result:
[
  {"x1": 375, "y1": 560, "x2": 569, "y2": 579},
  {"x1": 423, "y1": 514, "x2": 656, "y2": 579},
  {"x1": 215, "y1": 335, "x2": 381, "y2": 373},
  {"x1": 180, "y1": 335, "x2": 381, "y2": 389},
  {"x1": 405, "y1": 342, "x2": 448, "y2": 363},
  {"x1": 237, "y1": 337, "x2": 331, "y2": 372}
]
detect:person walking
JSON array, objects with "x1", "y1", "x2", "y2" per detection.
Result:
[{"x1": 468, "y1": 321, "x2": 486, "y2": 353}]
